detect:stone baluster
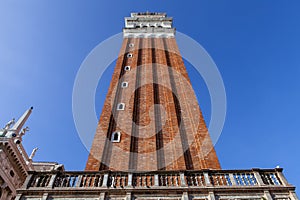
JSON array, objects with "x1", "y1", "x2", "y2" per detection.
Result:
[
  {"x1": 82, "y1": 175, "x2": 87, "y2": 187},
  {"x1": 120, "y1": 174, "x2": 123, "y2": 187},
  {"x1": 98, "y1": 175, "x2": 103, "y2": 187},
  {"x1": 246, "y1": 173, "x2": 251, "y2": 185},
  {"x1": 228, "y1": 173, "x2": 236, "y2": 186},
  {"x1": 154, "y1": 174, "x2": 159, "y2": 186},
  {"x1": 222, "y1": 174, "x2": 227, "y2": 185},
  {"x1": 170, "y1": 175, "x2": 173, "y2": 186},
  {"x1": 242, "y1": 174, "x2": 246, "y2": 185},
  {"x1": 175, "y1": 175, "x2": 179, "y2": 186},
  {"x1": 128, "y1": 173, "x2": 132, "y2": 187},
  {"x1": 96, "y1": 175, "x2": 101, "y2": 187},
  {"x1": 248, "y1": 173, "x2": 253, "y2": 185},
  {"x1": 165, "y1": 175, "x2": 168, "y2": 186},
  {"x1": 241, "y1": 174, "x2": 246, "y2": 185},
  {"x1": 112, "y1": 175, "x2": 116, "y2": 187},
  {"x1": 160, "y1": 175, "x2": 163, "y2": 186},
  {"x1": 191, "y1": 175, "x2": 195, "y2": 186},
  {"x1": 194, "y1": 174, "x2": 199, "y2": 186},
  {"x1": 219, "y1": 174, "x2": 224, "y2": 185},
  {"x1": 87, "y1": 175, "x2": 92, "y2": 187},
  {"x1": 75, "y1": 175, "x2": 83, "y2": 187},
  {"x1": 214, "y1": 175, "x2": 219, "y2": 186},
  {"x1": 101, "y1": 174, "x2": 109, "y2": 188},
  {"x1": 71, "y1": 176, "x2": 77, "y2": 187},
  {"x1": 47, "y1": 173, "x2": 57, "y2": 188},
  {"x1": 224, "y1": 174, "x2": 229, "y2": 185},
  {"x1": 269, "y1": 173, "x2": 277, "y2": 185},
  {"x1": 66, "y1": 176, "x2": 71, "y2": 187},
  {"x1": 275, "y1": 168, "x2": 288, "y2": 186},
  {"x1": 237, "y1": 174, "x2": 242, "y2": 185},
  {"x1": 143, "y1": 175, "x2": 147, "y2": 187},
  {"x1": 252, "y1": 169, "x2": 265, "y2": 186},
  {"x1": 139, "y1": 176, "x2": 142, "y2": 187},
  {"x1": 248, "y1": 173, "x2": 255, "y2": 185},
  {"x1": 203, "y1": 171, "x2": 212, "y2": 186},
  {"x1": 114, "y1": 175, "x2": 118, "y2": 187},
  {"x1": 120, "y1": 175, "x2": 123, "y2": 187},
  {"x1": 180, "y1": 172, "x2": 186, "y2": 187},
  {"x1": 245, "y1": 174, "x2": 249, "y2": 185},
  {"x1": 91, "y1": 175, "x2": 96, "y2": 187},
  {"x1": 132, "y1": 175, "x2": 137, "y2": 187}
]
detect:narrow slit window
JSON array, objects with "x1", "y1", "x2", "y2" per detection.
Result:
[
  {"x1": 111, "y1": 131, "x2": 121, "y2": 142},
  {"x1": 117, "y1": 103, "x2": 125, "y2": 110},
  {"x1": 121, "y1": 82, "x2": 128, "y2": 88},
  {"x1": 127, "y1": 53, "x2": 133, "y2": 58},
  {"x1": 124, "y1": 66, "x2": 131, "y2": 71}
]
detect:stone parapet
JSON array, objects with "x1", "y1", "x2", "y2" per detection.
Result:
[{"x1": 16, "y1": 168, "x2": 298, "y2": 200}]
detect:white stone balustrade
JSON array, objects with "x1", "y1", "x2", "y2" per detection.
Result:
[{"x1": 21, "y1": 168, "x2": 291, "y2": 190}]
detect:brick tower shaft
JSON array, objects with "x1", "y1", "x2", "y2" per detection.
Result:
[{"x1": 85, "y1": 12, "x2": 220, "y2": 171}]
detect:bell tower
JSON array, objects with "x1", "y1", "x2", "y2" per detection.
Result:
[
  {"x1": 12, "y1": 12, "x2": 297, "y2": 200},
  {"x1": 85, "y1": 12, "x2": 220, "y2": 171}
]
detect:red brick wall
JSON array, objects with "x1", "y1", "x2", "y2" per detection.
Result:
[{"x1": 85, "y1": 37, "x2": 220, "y2": 171}]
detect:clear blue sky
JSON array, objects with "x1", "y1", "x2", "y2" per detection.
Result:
[{"x1": 0, "y1": 0, "x2": 299, "y2": 193}]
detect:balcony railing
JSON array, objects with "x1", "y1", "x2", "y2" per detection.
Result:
[{"x1": 22, "y1": 168, "x2": 289, "y2": 190}]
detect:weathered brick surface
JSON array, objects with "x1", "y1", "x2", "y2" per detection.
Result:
[
  {"x1": 85, "y1": 38, "x2": 129, "y2": 171},
  {"x1": 165, "y1": 38, "x2": 220, "y2": 170},
  {"x1": 85, "y1": 37, "x2": 220, "y2": 171}
]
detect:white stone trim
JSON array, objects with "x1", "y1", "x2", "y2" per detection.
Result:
[
  {"x1": 126, "y1": 53, "x2": 133, "y2": 58},
  {"x1": 121, "y1": 82, "x2": 128, "y2": 88},
  {"x1": 117, "y1": 103, "x2": 125, "y2": 110},
  {"x1": 124, "y1": 66, "x2": 131, "y2": 71},
  {"x1": 111, "y1": 131, "x2": 121, "y2": 142},
  {"x1": 124, "y1": 32, "x2": 175, "y2": 38}
]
